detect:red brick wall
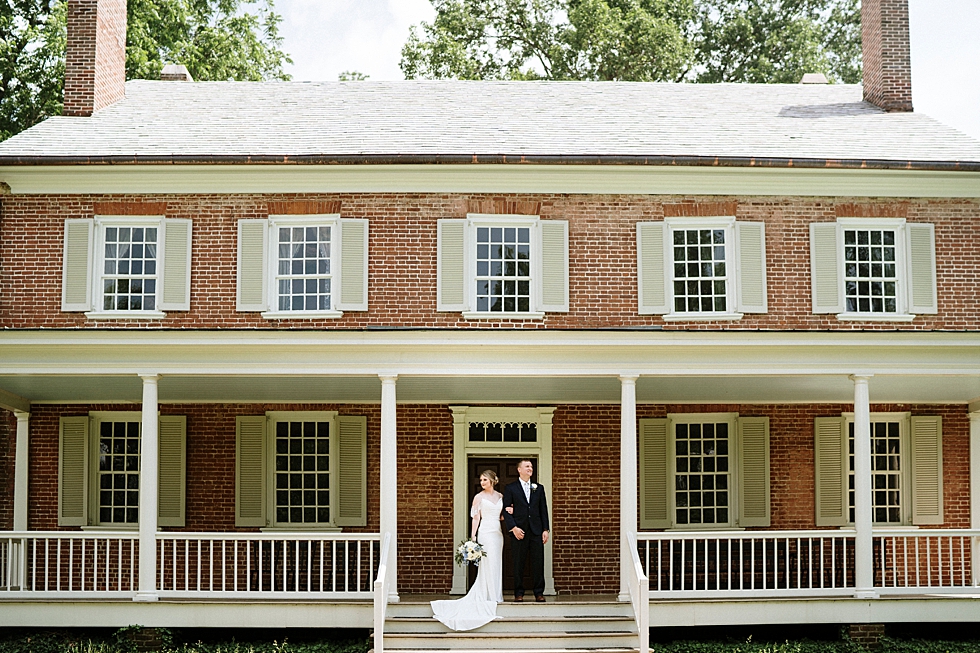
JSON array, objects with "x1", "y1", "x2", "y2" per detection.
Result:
[
  {"x1": 0, "y1": 409, "x2": 14, "y2": 530},
  {"x1": 1, "y1": 193, "x2": 978, "y2": 330},
  {"x1": 15, "y1": 401, "x2": 972, "y2": 594}
]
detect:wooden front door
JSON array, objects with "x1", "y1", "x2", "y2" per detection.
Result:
[{"x1": 467, "y1": 457, "x2": 537, "y2": 593}]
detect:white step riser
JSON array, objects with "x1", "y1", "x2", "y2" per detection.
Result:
[
  {"x1": 386, "y1": 618, "x2": 637, "y2": 634},
  {"x1": 375, "y1": 649, "x2": 638, "y2": 653},
  {"x1": 380, "y1": 634, "x2": 638, "y2": 650},
  {"x1": 386, "y1": 605, "x2": 634, "y2": 619}
]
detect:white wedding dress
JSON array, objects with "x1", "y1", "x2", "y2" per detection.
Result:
[{"x1": 431, "y1": 496, "x2": 504, "y2": 631}]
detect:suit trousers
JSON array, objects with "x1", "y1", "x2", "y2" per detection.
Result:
[{"x1": 511, "y1": 526, "x2": 545, "y2": 597}]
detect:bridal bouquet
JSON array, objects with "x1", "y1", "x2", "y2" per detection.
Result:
[{"x1": 454, "y1": 539, "x2": 487, "y2": 567}]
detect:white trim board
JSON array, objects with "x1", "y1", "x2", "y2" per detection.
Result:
[{"x1": 2, "y1": 164, "x2": 980, "y2": 197}]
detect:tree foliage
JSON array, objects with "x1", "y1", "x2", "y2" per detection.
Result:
[
  {"x1": 400, "y1": 0, "x2": 860, "y2": 84},
  {"x1": 0, "y1": 0, "x2": 290, "y2": 141}
]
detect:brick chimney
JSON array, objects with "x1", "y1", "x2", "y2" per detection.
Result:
[
  {"x1": 861, "y1": 0, "x2": 913, "y2": 112},
  {"x1": 63, "y1": 0, "x2": 127, "y2": 117}
]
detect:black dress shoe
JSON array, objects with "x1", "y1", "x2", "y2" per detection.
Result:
[{"x1": 535, "y1": 595, "x2": 546, "y2": 602}]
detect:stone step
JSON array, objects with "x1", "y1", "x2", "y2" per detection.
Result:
[
  {"x1": 386, "y1": 615, "x2": 637, "y2": 634},
  {"x1": 372, "y1": 649, "x2": 637, "y2": 653},
  {"x1": 377, "y1": 630, "x2": 638, "y2": 651},
  {"x1": 387, "y1": 600, "x2": 634, "y2": 620}
]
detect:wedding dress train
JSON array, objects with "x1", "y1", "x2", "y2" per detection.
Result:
[{"x1": 430, "y1": 496, "x2": 504, "y2": 631}]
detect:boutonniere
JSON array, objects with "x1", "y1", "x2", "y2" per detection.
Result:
[{"x1": 531, "y1": 483, "x2": 538, "y2": 492}]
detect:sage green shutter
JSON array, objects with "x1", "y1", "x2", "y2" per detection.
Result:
[
  {"x1": 59, "y1": 416, "x2": 89, "y2": 526},
  {"x1": 639, "y1": 418, "x2": 670, "y2": 529},
  {"x1": 810, "y1": 223, "x2": 842, "y2": 313},
  {"x1": 437, "y1": 219, "x2": 467, "y2": 311},
  {"x1": 158, "y1": 415, "x2": 186, "y2": 527},
  {"x1": 235, "y1": 416, "x2": 267, "y2": 527},
  {"x1": 814, "y1": 417, "x2": 847, "y2": 526},
  {"x1": 735, "y1": 222, "x2": 767, "y2": 313},
  {"x1": 335, "y1": 416, "x2": 367, "y2": 527},
  {"x1": 62, "y1": 219, "x2": 94, "y2": 312},
  {"x1": 637, "y1": 222, "x2": 669, "y2": 314},
  {"x1": 737, "y1": 417, "x2": 770, "y2": 527},
  {"x1": 910, "y1": 415, "x2": 943, "y2": 525},
  {"x1": 336, "y1": 219, "x2": 369, "y2": 311},
  {"x1": 159, "y1": 219, "x2": 193, "y2": 311},
  {"x1": 539, "y1": 220, "x2": 569, "y2": 312},
  {"x1": 906, "y1": 223, "x2": 938, "y2": 314},
  {"x1": 237, "y1": 219, "x2": 268, "y2": 312}
]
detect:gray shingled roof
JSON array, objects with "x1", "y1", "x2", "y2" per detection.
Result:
[{"x1": 2, "y1": 79, "x2": 980, "y2": 166}]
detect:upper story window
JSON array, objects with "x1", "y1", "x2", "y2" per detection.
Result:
[
  {"x1": 639, "y1": 413, "x2": 770, "y2": 530},
  {"x1": 236, "y1": 216, "x2": 368, "y2": 318},
  {"x1": 61, "y1": 217, "x2": 192, "y2": 319},
  {"x1": 814, "y1": 413, "x2": 943, "y2": 527},
  {"x1": 637, "y1": 218, "x2": 767, "y2": 321},
  {"x1": 810, "y1": 218, "x2": 937, "y2": 320},
  {"x1": 437, "y1": 214, "x2": 569, "y2": 319}
]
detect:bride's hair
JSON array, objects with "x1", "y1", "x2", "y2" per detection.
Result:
[{"x1": 480, "y1": 470, "x2": 499, "y2": 487}]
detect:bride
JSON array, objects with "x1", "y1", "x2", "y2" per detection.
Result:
[{"x1": 431, "y1": 470, "x2": 504, "y2": 631}]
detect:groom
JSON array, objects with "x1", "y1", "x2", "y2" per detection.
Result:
[{"x1": 502, "y1": 458, "x2": 550, "y2": 602}]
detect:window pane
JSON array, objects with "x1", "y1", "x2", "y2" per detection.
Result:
[
  {"x1": 670, "y1": 228, "x2": 728, "y2": 313},
  {"x1": 673, "y1": 420, "x2": 730, "y2": 526},
  {"x1": 475, "y1": 225, "x2": 532, "y2": 313},
  {"x1": 97, "y1": 421, "x2": 140, "y2": 524},
  {"x1": 101, "y1": 224, "x2": 159, "y2": 312},
  {"x1": 274, "y1": 420, "x2": 330, "y2": 524},
  {"x1": 275, "y1": 223, "x2": 332, "y2": 312},
  {"x1": 848, "y1": 420, "x2": 903, "y2": 524},
  {"x1": 843, "y1": 229, "x2": 898, "y2": 314}
]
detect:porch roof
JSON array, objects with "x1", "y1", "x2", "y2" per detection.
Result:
[{"x1": 1, "y1": 329, "x2": 979, "y2": 407}]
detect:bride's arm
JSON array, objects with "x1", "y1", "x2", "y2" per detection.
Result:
[{"x1": 470, "y1": 494, "x2": 483, "y2": 540}]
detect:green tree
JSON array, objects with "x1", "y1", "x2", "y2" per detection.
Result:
[
  {"x1": 0, "y1": 0, "x2": 290, "y2": 142},
  {"x1": 401, "y1": 0, "x2": 860, "y2": 84},
  {"x1": 0, "y1": 0, "x2": 66, "y2": 141}
]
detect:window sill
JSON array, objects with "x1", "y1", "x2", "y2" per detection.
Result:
[
  {"x1": 663, "y1": 525, "x2": 745, "y2": 532},
  {"x1": 261, "y1": 310, "x2": 344, "y2": 320},
  {"x1": 84, "y1": 311, "x2": 166, "y2": 321},
  {"x1": 260, "y1": 526, "x2": 343, "y2": 533},
  {"x1": 462, "y1": 311, "x2": 546, "y2": 321},
  {"x1": 662, "y1": 312, "x2": 744, "y2": 323},
  {"x1": 836, "y1": 313, "x2": 916, "y2": 322},
  {"x1": 81, "y1": 525, "x2": 138, "y2": 532}
]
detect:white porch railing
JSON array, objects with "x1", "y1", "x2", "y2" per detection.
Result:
[
  {"x1": 625, "y1": 532, "x2": 649, "y2": 653},
  {"x1": 874, "y1": 529, "x2": 980, "y2": 594},
  {"x1": 156, "y1": 532, "x2": 381, "y2": 598},
  {"x1": 373, "y1": 533, "x2": 393, "y2": 653},
  {"x1": 0, "y1": 531, "x2": 138, "y2": 597},
  {"x1": 637, "y1": 530, "x2": 857, "y2": 598}
]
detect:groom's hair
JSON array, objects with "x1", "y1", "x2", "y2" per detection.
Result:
[{"x1": 517, "y1": 458, "x2": 533, "y2": 466}]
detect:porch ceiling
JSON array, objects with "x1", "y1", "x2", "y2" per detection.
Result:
[
  {"x1": 2, "y1": 373, "x2": 979, "y2": 406},
  {"x1": 1, "y1": 329, "x2": 980, "y2": 406}
]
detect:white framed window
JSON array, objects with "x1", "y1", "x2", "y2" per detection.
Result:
[
  {"x1": 236, "y1": 215, "x2": 368, "y2": 318},
  {"x1": 437, "y1": 214, "x2": 569, "y2": 318},
  {"x1": 637, "y1": 218, "x2": 767, "y2": 320},
  {"x1": 814, "y1": 414, "x2": 943, "y2": 527},
  {"x1": 61, "y1": 217, "x2": 193, "y2": 318},
  {"x1": 809, "y1": 218, "x2": 937, "y2": 319},
  {"x1": 235, "y1": 412, "x2": 367, "y2": 529},
  {"x1": 57, "y1": 412, "x2": 186, "y2": 527},
  {"x1": 640, "y1": 414, "x2": 770, "y2": 530}
]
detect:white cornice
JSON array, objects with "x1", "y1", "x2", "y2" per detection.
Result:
[{"x1": 2, "y1": 164, "x2": 980, "y2": 197}]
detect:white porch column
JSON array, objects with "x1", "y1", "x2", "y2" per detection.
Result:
[
  {"x1": 619, "y1": 375, "x2": 638, "y2": 602},
  {"x1": 970, "y1": 410, "x2": 980, "y2": 585},
  {"x1": 850, "y1": 374, "x2": 877, "y2": 599},
  {"x1": 135, "y1": 374, "x2": 160, "y2": 602},
  {"x1": 380, "y1": 374, "x2": 399, "y2": 602},
  {"x1": 13, "y1": 411, "x2": 30, "y2": 531}
]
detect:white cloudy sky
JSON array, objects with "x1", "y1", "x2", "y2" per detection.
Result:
[{"x1": 275, "y1": 0, "x2": 980, "y2": 142}]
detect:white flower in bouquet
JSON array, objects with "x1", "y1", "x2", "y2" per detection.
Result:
[{"x1": 454, "y1": 539, "x2": 487, "y2": 567}]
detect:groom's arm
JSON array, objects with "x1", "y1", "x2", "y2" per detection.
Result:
[
  {"x1": 502, "y1": 484, "x2": 518, "y2": 532},
  {"x1": 538, "y1": 486, "x2": 550, "y2": 541}
]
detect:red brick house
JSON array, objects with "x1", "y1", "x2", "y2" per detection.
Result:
[{"x1": 1, "y1": 0, "x2": 980, "y2": 648}]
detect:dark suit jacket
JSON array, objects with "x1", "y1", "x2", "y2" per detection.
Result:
[{"x1": 502, "y1": 479, "x2": 550, "y2": 537}]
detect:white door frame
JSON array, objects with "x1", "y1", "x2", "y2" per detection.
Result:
[{"x1": 449, "y1": 406, "x2": 555, "y2": 595}]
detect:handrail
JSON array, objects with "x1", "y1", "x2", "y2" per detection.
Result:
[
  {"x1": 626, "y1": 532, "x2": 649, "y2": 653},
  {"x1": 156, "y1": 531, "x2": 379, "y2": 541},
  {"x1": 373, "y1": 532, "x2": 393, "y2": 653}
]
